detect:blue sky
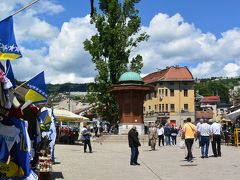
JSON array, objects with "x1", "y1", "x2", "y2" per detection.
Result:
[{"x1": 1, "y1": 0, "x2": 240, "y2": 83}]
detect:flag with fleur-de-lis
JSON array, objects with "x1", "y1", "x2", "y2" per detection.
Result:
[
  {"x1": 0, "y1": 16, "x2": 22, "y2": 60},
  {"x1": 25, "y1": 71, "x2": 48, "y2": 104}
]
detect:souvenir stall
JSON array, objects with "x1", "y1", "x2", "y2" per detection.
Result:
[
  {"x1": 0, "y1": 1, "x2": 56, "y2": 179},
  {"x1": 53, "y1": 109, "x2": 88, "y2": 144}
]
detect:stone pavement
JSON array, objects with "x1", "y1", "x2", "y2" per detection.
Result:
[{"x1": 52, "y1": 140, "x2": 240, "y2": 180}]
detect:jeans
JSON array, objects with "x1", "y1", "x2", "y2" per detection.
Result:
[
  {"x1": 200, "y1": 136, "x2": 210, "y2": 156},
  {"x1": 212, "y1": 134, "x2": 221, "y2": 157},
  {"x1": 185, "y1": 138, "x2": 194, "y2": 160},
  {"x1": 171, "y1": 136, "x2": 177, "y2": 145},
  {"x1": 158, "y1": 135, "x2": 164, "y2": 146},
  {"x1": 165, "y1": 135, "x2": 171, "y2": 145},
  {"x1": 130, "y1": 147, "x2": 139, "y2": 164},
  {"x1": 84, "y1": 139, "x2": 92, "y2": 152}
]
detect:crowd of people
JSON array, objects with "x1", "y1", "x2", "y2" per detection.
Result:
[{"x1": 128, "y1": 117, "x2": 233, "y2": 165}]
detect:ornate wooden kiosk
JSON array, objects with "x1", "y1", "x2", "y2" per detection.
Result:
[{"x1": 110, "y1": 72, "x2": 153, "y2": 135}]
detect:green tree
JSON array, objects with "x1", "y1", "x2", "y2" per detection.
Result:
[{"x1": 84, "y1": 0, "x2": 149, "y2": 123}]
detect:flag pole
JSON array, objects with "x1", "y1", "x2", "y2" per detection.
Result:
[{"x1": 11, "y1": 0, "x2": 40, "y2": 17}]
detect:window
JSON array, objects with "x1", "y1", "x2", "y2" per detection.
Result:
[
  {"x1": 170, "y1": 104, "x2": 175, "y2": 112},
  {"x1": 184, "y1": 104, "x2": 188, "y2": 111},
  {"x1": 165, "y1": 89, "x2": 168, "y2": 96},
  {"x1": 183, "y1": 82, "x2": 188, "y2": 85},
  {"x1": 161, "y1": 89, "x2": 164, "y2": 97},
  {"x1": 162, "y1": 104, "x2": 164, "y2": 112},
  {"x1": 184, "y1": 90, "x2": 188, "y2": 97},
  {"x1": 170, "y1": 89, "x2": 174, "y2": 96},
  {"x1": 155, "y1": 105, "x2": 157, "y2": 111},
  {"x1": 149, "y1": 106, "x2": 151, "y2": 110},
  {"x1": 170, "y1": 82, "x2": 174, "y2": 86},
  {"x1": 159, "y1": 104, "x2": 162, "y2": 112},
  {"x1": 166, "y1": 104, "x2": 168, "y2": 112}
]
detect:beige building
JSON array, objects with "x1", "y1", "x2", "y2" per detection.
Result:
[{"x1": 143, "y1": 66, "x2": 195, "y2": 126}]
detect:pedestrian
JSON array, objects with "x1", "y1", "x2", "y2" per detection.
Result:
[
  {"x1": 210, "y1": 120, "x2": 222, "y2": 157},
  {"x1": 164, "y1": 123, "x2": 171, "y2": 146},
  {"x1": 148, "y1": 123, "x2": 158, "y2": 150},
  {"x1": 128, "y1": 126, "x2": 141, "y2": 166},
  {"x1": 198, "y1": 119, "x2": 211, "y2": 158},
  {"x1": 157, "y1": 124, "x2": 164, "y2": 146},
  {"x1": 170, "y1": 125, "x2": 178, "y2": 145},
  {"x1": 182, "y1": 117, "x2": 196, "y2": 162},
  {"x1": 196, "y1": 119, "x2": 204, "y2": 147},
  {"x1": 81, "y1": 125, "x2": 92, "y2": 153}
]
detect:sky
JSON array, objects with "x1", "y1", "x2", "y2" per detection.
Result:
[{"x1": 1, "y1": 0, "x2": 240, "y2": 84}]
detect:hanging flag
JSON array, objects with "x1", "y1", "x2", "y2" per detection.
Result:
[
  {"x1": 0, "y1": 62, "x2": 5, "y2": 71},
  {"x1": 0, "y1": 16, "x2": 22, "y2": 60},
  {"x1": 38, "y1": 109, "x2": 52, "y2": 125},
  {"x1": 25, "y1": 71, "x2": 48, "y2": 104},
  {"x1": 6, "y1": 60, "x2": 16, "y2": 88}
]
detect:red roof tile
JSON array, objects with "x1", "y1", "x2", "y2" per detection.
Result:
[
  {"x1": 200, "y1": 96, "x2": 220, "y2": 103},
  {"x1": 143, "y1": 66, "x2": 194, "y2": 84}
]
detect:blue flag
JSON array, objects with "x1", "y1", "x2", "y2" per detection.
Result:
[
  {"x1": 0, "y1": 62, "x2": 5, "y2": 71},
  {"x1": 38, "y1": 109, "x2": 52, "y2": 124},
  {"x1": 0, "y1": 16, "x2": 22, "y2": 60},
  {"x1": 6, "y1": 60, "x2": 16, "y2": 88},
  {"x1": 25, "y1": 71, "x2": 48, "y2": 104}
]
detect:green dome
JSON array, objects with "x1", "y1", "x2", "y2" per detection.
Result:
[{"x1": 119, "y1": 71, "x2": 143, "y2": 83}]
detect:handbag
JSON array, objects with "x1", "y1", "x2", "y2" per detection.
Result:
[{"x1": 178, "y1": 140, "x2": 185, "y2": 149}]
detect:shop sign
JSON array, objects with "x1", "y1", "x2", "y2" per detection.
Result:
[{"x1": 158, "y1": 112, "x2": 170, "y2": 117}]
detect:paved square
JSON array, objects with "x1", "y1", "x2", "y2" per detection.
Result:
[{"x1": 52, "y1": 141, "x2": 240, "y2": 180}]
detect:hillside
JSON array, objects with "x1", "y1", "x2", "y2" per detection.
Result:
[{"x1": 47, "y1": 83, "x2": 88, "y2": 94}]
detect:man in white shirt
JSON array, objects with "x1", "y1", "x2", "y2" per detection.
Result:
[
  {"x1": 157, "y1": 125, "x2": 164, "y2": 146},
  {"x1": 198, "y1": 119, "x2": 211, "y2": 158},
  {"x1": 210, "y1": 121, "x2": 222, "y2": 157}
]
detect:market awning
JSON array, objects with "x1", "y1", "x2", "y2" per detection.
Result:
[
  {"x1": 53, "y1": 109, "x2": 89, "y2": 122},
  {"x1": 226, "y1": 109, "x2": 240, "y2": 121}
]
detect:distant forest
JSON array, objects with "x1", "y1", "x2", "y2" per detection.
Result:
[{"x1": 47, "y1": 83, "x2": 88, "y2": 94}]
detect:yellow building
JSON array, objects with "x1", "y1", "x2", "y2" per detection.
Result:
[{"x1": 143, "y1": 66, "x2": 195, "y2": 126}]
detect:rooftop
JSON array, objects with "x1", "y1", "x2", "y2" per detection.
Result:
[
  {"x1": 200, "y1": 96, "x2": 220, "y2": 103},
  {"x1": 119, "y1": 71, "x2": 143, "y2": 83},
  {"x1": 143, "y1": 66, "x2": 194, "y2": 84}
]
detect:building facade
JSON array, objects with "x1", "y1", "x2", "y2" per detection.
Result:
[{"x1": 143, "y1": 66, "x2": 195, "y2": 126}]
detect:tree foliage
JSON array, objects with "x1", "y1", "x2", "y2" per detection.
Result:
[{"x1": 84, "y1": 0, "x2": 149, "y2": 123}]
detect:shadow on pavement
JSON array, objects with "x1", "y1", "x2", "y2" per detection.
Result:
[
  {"x1": 51, "y1": 172, "x2": 64, "y2": 179},
  {"x1": 180, "y1": 164, "x2": 198, "y2": 166}
]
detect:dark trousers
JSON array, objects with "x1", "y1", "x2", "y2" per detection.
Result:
[
  {"x1": 130, "y1": 147, "x2": 139, "y2": 164},
  {"x1": 158, "y1": 135, "x2": 164, "y2": 146},
  {"x1": 212, "y1": 134, "x2": 221, "y2": 157},
  {"x1": 171, "y1": 136, "x2": 177, "y2": 145},
  {"x1": 185, "y1": 138, "x2": 194, "y2": 160},
  {"x1": 84, "y1": 139, "x2": 92, "y2": 152}
]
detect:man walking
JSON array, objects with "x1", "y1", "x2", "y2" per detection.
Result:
[
  {"x1": 128, "y1": 126, "x2": 141, "y2": 166},
  {"x1": 211, "y1": 120, "x2": 222, "y2": 157},
  {"x1": 157, "y1": 125, "x2": 164, "y2": 146},
  {"x1": 182, "y1": 117, "x2": 196, "y2": 162},
  {"x1": 198, "y1": 119, "x2": 211, "y2": 158},
  {"x1": 81, "y1": 125, "x2": 92, "y2": 153},
  {"x1": 164, "y1": 123, "x2": 171, "y2": 146}
]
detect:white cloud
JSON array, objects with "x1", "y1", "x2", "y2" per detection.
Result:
[
  {"x1": 47, "y1": 16, "x2": 96, "y2": 78},
  {"x1": 135, "y1": 13, "x2": 240, "y2": 78},
  {"x1": 223, "y1": 63, "x2": 240, "y2": 77}
]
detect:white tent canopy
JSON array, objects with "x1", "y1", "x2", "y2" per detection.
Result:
[
  {"x1": 226, "y1": 109, "x2": 240, "y2": 121},
  {"x1": 53, "y1": 109, "x2": 89, "y2": 122}
]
